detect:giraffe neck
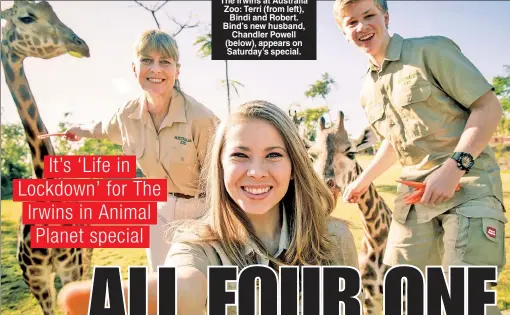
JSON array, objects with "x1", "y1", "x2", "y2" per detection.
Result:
[
  {"x1": 352, "y1": 163, "x2": 392, "y2": 244},
  {"x1": 1, "y1": 41, "x2": 55, "y2": 179}
]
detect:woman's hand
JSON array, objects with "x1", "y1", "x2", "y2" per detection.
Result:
[
  {"x1": 64, "y1": 125, "x2": 84, "y2": 141},
  {"x1": 343, "y1": 176, "x2": 371, "y2": 203}
]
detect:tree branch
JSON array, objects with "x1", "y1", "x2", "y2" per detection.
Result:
[
  {"x1": 133, "y1": 0, "x2": 199, "y2": 35},
  {"x1": 166, "y1": 12, "x2": 200, "y2": 37}
]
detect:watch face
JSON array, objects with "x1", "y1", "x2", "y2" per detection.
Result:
[{"x1": 461, "y1": 154, "x2": 474, "y2": 167}]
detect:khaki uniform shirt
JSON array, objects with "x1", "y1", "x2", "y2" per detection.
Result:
[
  {"x1": 166, "y1": 211, "x2": 362, "y2": 314},
  {"x1": 93, "y1": 88, "x2": 219, "y2": 196},
  {"x1": 360, "y1": 33, "x2": 505, "y2": 224}
]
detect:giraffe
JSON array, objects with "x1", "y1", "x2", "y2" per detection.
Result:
[
  {"x1": 302, "y1": 111, "x2": 393, "y2": 315},
  {"x1": 1, "y1": 1, "x2": 92, "y2": 314}
]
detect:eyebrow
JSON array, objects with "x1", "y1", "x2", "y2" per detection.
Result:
[
  {"x1": 235, "y1": 146, "x2": 287, "y2": 152},
  {"x1": 345, "y1": 9, "x2": 372, "y2": 22}
]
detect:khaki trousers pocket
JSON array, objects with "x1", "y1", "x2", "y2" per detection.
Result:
[{"x1": 462, "y1": 217, "x2": 505, "y2": 267}]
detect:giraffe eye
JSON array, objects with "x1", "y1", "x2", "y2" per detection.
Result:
[
  {"x1": 19, "y1": 16, "x2": 35, "y2": 24},
  {"x1": 347, "y1": 152, "x2": 355, "y2": 160}
]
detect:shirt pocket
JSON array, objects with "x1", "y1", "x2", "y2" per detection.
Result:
[
  {"x1": 392, "y1": 83, "x2": 443, "y2": 140},
  {"x1": 365, "y1": 103, "x2": 387, "y2": 139},
  {"x1": 164, "y1": 142, "x2": 200, "y2": 190}
]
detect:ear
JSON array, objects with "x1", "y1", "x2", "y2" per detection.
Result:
[
  {"x1": 384, "y1": 12, "x2": 389, "y2": 28},
  {"x1": 132, "y1": 62, "x2": 137, "y2": 77},
  {"x1": 176, "y1": 63, "x2": 181, "y2": 79},
  {"x1": 351, "y1": 126, "x2": 378, "y2": 152}
]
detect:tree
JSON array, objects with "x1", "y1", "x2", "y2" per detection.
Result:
[
  {"x1": 1, "y1": 123, "x2": 31, "y2": 198},
  {"x1": 492, "y1": 65, "x2": 510, "y2": 135},
  {"x1": 289, "y1": 105, "x2": 329, "y2": 141},
  {"x1": 194, "y1": 31, "x2": 243, "y2": 114},
  {"x1": 305, "y1": 72, "x2": 336, "y2": 122}
]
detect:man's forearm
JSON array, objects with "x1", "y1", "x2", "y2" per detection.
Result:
[
  {"x1": 360, "y1": 139, "x2": 398, "y2": 183},
  {"x1": 454, "y1": 91, "x2": 503, "y2": 159}
]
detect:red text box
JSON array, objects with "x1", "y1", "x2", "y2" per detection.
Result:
[
  {"x1": 13, "y1": 179, "x2": 167, "y2": 201},
  {"x1": 22, "y1": 202, "x2": 157, "y2": 224},
  {"x1": 44, "y1": 155, "x2": 137, "y2": 178},
  {"x1": 31, "y1": 225, "x2": 150, "y2": 248}
]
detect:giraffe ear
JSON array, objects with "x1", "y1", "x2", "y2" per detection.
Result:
[
  {"x1": 351, "y1": 126, "x2": 378, "y2": 152},
  {"x1": 1, "y1": 7, "x2": 13, "y2": 19}
]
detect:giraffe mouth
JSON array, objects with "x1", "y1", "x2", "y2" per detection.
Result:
[{"x1": 68, "y1": 51, "x2": 84, "y2": 58}]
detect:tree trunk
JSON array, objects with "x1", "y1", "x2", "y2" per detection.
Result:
[{"x1": 225, "y1": 59, "x2": 231, "y2": 113}]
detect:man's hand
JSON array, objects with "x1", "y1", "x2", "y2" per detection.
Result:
[{"x1": 420, "y1": 159, "x2": 465, "y2": 204}]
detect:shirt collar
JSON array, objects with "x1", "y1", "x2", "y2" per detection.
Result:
[
  {"x1": 128, "y1": 88, "x2": 187, "y2": 129},
  {"x1": 243, "y1": 205, "x2": 290, "y2": 263},
  {"x1": 368, "y1": 33, "x2": 404, "y2": 72}
]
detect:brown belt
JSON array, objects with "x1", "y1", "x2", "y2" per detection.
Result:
[{"x1": 168, "y1": 192, "x2": 205, "y2": 199}]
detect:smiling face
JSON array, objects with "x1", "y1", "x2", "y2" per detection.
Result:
[
  {"x1": 337, "y1": 0, "x2": 390, "y2": 61},
  {"x1": 131, "y1": 30, "x2": 181, "y2": 97},
  {"x1": 133, "y1": 51, "x2": 179, "y2": 96},
  {"x1": 221, "y1": 118, "x2": 293, "y2": 217}
]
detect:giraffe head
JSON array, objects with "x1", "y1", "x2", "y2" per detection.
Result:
[
  {"x1": 289, "y1": 109, "x2": 313, "y2": 149},
  {"x1": 0, "y1": 0, "x2": 89, "y2": 59},
  {"x1": 307, "y1": 111, "x2": 377, "y2": 199}
]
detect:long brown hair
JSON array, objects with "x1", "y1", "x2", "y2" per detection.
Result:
[{"x1": 169, "y1": 101, "x2": 342, "y2": 268}]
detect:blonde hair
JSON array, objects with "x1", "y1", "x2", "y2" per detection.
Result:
[
  {"x1": 133, "y1": 29, "x2": 183, "y2": 95},
  {"x1": 333, "y1": 0, "x2": 388, "y2": 28},
  {"x1": 170, "y1": 100, "x2": 343, "y2": 268}
]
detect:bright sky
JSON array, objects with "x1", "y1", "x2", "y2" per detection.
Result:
[{"x1": 1, "y1": 1, "x2": 509, "y2": 138}]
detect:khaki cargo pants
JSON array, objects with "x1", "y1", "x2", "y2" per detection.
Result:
[
  {"x1": 383, "y1": 196, "x2": 506, "y2": 315},
  {"x1": 146, "y1": 194, "x2": 207, "y2": 273}
]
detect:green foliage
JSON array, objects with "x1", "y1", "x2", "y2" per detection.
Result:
[
  {"x1": 194, "y1": 32, "x2": 212, "y2": 58},
  {"x1": 492, "y1": 65, "x2": 510, "y2": 135},
  {"x1": 290, "y1": 105, "x2": 329, "y2": 141},
  {"x1": 305, "y1": 72, "x2": 335, "y2": 101},
  {"x1": 1, "y1": 124, "x2": 31, "y2": 198}
]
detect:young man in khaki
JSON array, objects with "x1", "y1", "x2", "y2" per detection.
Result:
[{"x1": 335, "y1": 0, "x2": 506, "y2": 313}]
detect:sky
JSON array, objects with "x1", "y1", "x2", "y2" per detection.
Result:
[{"x1": 1, "y1": 1, "x2": 509, "y2": 139}]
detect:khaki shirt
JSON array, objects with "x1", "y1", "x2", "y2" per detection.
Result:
[
  {"x1": 165, "y1": 211, "x2": 362, "y2": 314},
  {"x1": 93, "y1": 88, "x2": 219, "y2": 196},
  {"x1": 360, "y1": 33, "x2": 505, "y2": 224}
]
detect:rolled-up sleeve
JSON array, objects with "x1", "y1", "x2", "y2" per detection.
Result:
[
  {"x1": 423, "y1": 36, "x2": 494, "y2": 108},
  {"x1": 192, "y1": 116, "x2": 219, "y2": 169},
  {"x1": 165, "y1": 241, "x2": 211, "y2": 277},
  {"x1": 100, "y1": 110, "x2": 122, "y2": 145}
]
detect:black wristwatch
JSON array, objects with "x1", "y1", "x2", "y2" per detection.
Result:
[{"x1": 451, "y1": 152, "x2": 475, "y2": 174}]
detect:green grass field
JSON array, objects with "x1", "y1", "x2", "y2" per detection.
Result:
[{"x1": 2, "y1": 155, "x2": 510, "y2": 314}]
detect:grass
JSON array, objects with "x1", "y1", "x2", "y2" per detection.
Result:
[{"x1": 1, "y1": 155, "x2": 509, "y2": 314}]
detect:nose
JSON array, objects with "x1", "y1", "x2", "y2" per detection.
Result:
[
  {"x1": 326, "y1": 178, "x2": 336, "y2": 188},
  {"x1": 356, "y1": 20, "x2": 368, "y2": 32},
  {"x1": 149, "y1": 62, "x2": 162, "y2": 72},
  {"x1": 247, "y1": 160, "x2": 268, "y2": 178}
]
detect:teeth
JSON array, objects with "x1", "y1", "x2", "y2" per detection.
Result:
[
  {"x1": 244, "y1": 187, "x2": 271, "y2": 195},
  {"x1": 359, "y1": 34, "x2": 374, "y2": 41},
  {"x1": 148, "y1": 78, "x2": 163, "y2": 83}
]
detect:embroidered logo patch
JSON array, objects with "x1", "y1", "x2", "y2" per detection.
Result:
[
  {"x1": 487, "y1": 226, "x2": 497, "y2": 239},
  {"x1": 174, "y1": 136, "x2": 191, "y2": 145}
]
